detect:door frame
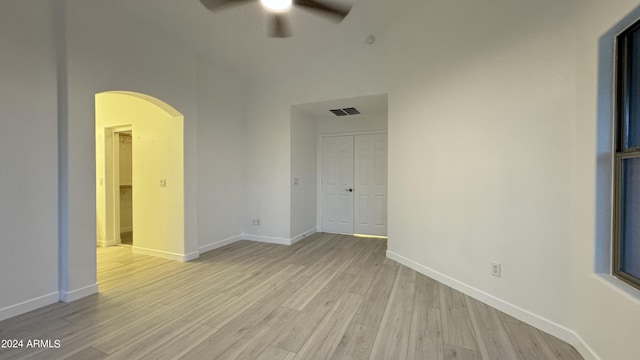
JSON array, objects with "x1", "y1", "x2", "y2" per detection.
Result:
[
  {"x1": 100, "y1": 125, "x2": 132, "y2": 247},
  {"x1": 316, "y1": 130, "x2": 388, "y2": 234}
]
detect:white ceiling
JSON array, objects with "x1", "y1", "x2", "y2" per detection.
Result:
[{"x1": 108, "y1": 0, "x2": 395, "y2": 78}]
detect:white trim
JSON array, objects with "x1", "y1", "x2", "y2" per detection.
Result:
[
  {"x1": 318, "y1": 130, "x2": 388, "y2": 137},
  {"x1": 0, "y1": 292, "x2": 59, "y2": 322},
  {"x1": 96, "y1": 238, "x2": 117, "y2": 247},
  {"x1": 571, "y1": 334, "x2": 602, "y2": 360},
  {"x1": 183, "y1": 251, "x2": 200, "y2": 262},
  {"x1": 386, "y1": 250, "x2": 600, "y2": 360},
  {"x1": 60, "y1": 283, "x2": 98, "y2": 303},
  {"x1": 199, "y1": 235, "x2": 244, "y2": 255},
  {"x1": 290, "y1": 228, "x2": 317, "y2": 245},
  {"x1": 242, "y1": 234, "x2": 292, "y2": 245},
  {"x1": 132, "y1": 246, "x2": 196, "y2": 262}
]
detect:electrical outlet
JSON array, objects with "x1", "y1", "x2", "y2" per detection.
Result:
[
  {"x1": 252, "y1": 219, "x2": 260, "y2": 226},
  {"x1": 491, "y1": 262, "x2": 501, "y2": 278},
  {"x1": 160, "y1": 179, "x2": 167, "y2": 187}
]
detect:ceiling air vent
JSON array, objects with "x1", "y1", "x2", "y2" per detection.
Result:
[
  {"x1": 330, "y1": 107, "x2": 360, "y2": 116},
  {"x1": 330, "y1": 109, "x2": 348, "y2": 116}
]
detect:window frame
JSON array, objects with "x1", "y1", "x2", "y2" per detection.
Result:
[{"x1": 613, "y1": 17, "x2": 640, "y2": 290}]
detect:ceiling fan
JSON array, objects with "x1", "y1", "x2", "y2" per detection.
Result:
[{"x1": 200, "y1": 0, "x2": 352, "y2": 38}]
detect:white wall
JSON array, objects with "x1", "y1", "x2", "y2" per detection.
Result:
[
  {"x1": 290, "y1": 107, "x2": 318, "y2": 239},
  {"x1": 0, "y1": 0, "x2": 60, "y2": 320},
  {"x1": 388, "y1": 0, "x2": 575, "y2": 328},
  {"x1": 385, "y1": 0, "x2": 640, "y2": 359},
  {"x1": 317, "y1": 112, "x2": 388, "y2": 135},
  {"x1": 196, "y1": 56, "x2": 245, "y2": 251},
  {"x1": 571, "y1": 1, "x2": 640, "y2": 359}
]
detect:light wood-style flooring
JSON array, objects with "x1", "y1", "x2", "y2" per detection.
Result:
[{"x1": 0, "y1": 233, "x2": 583, "y2": 360}]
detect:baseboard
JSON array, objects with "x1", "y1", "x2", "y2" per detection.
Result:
[
  {"x1": 571, "y1": 333, "x2": 601, "y2": 360},
  {"x1": 242, "y1": 234, "x2": 292, "y2": 245},
  {"x1": 386, "y1": 250, "x2": 600, "y2": 360},
  {"x1": 0, "y1": 292, "x2": 59, "y2": 322},
  {"x1": 60, "y1": 283, "x2": 98, "y2": 303},
  {"x1": 183, "y1": 251, "x2": 200, "y2": 262},
  {"x1": 96, "y1": 238, "x2": 117, "y2": 247},
  {"x1": 290, "y1": 228, "x2": 317, "y2": 245},
  {"x1": 199, "y1": 235, "x2": 243, "y2": 255},
  {"x1": 132, "y1": 246, "x2": 196, "y2": 262}
]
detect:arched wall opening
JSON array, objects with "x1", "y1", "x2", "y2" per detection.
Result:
[{"x1": 95, "y1": 91, "x2": 186, "y2": 260}]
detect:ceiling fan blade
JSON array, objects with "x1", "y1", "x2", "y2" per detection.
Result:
[
  {"x1": 268, "y1": 14, "x2": 292, "y2": 38},
  {"x1": 293, "y1": 0, "x2": 351, "y2": 21},
  {"x1": 200, "y1": 0, "x2": 254, "y2": 11}
]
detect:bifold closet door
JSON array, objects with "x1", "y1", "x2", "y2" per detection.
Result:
[{"x1": 321, "y1": 134, "x2": 387, "y2": 236}]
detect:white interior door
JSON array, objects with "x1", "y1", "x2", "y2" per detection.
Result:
[
  {"x1": 321, "y1": 136, "x2": 354, "y2": 234},
  {"x1": 321, "y1": 133, "x2": 388, "y2": 236},
  {"x1": 354, "y1": 134, "x2": 387, "y2": 236}
]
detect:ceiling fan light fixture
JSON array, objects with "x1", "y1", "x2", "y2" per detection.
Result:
[{"x1": 260, "y1": 0, "x2": 292, "y2": 12}]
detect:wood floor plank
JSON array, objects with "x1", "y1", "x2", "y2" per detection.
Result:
[
  {"x1": 101, "y1": 293, "x2": 237, "y2": 359},
  {"x1": 351, "y1": 264, "x2": 398, "y2": 329},
  {"x1": 138, "y1": 324, "x2": 218, "y2": 360},
  {"x1": 181, "y1": 275, "x2": 305, "y2": 360},
  {"x1": 407, "y1": 306, "x2": 443, "y2": 360},
  {"x1": 198, "y1": 264, "x2": 302, "y2": 329},
  {"x1": 256, "y1": 346, "x2": 296, "y2": 360},
  {"x1": 293, "y1": 293, "x2": 363, "y2": 360},
  {"x1": 272, "y1": 272, "x2": 360, "y2": 353},
  {"x1": 73, "y1": 302, "x2": 172, "y2": 356},
  {"x1": 440, "y1": 285, "x2": 478, "y2": 351},
  {"x1": 539, "y1": 332, "x2": 583, "y2": 360},
  {"x1": 369, "y1": 266, "x2": 416, "y2": 360},
  {"x1": 354, "y1": 240, "x2": 386, "y2": 276},
  {"x1": 414, "y1": 273, "x2": 441, "y2": 309},
  {"x1": 215, "y1": 306, "x2": 298, "y2": 360},
  {"x1": 64, "y1": 347, "x2": 108, "y2": 360},
  {"x1": 282, "y1": 256, "x2": 349, "y2": 310},
  {"x1": 465, "y1": 297, "x2": 519, "y2": 360},
  {"x1": 443, "y1": 344, "x2": 482, "y2": 360},
  {"x1": 22, "y1": 302, "x2": 170, "y2": 360},
  {"x1": 502, "y1": 319, "x2": 558, "y2": 360},
  {"x1": 330, "y1": 323, "x2": 377, "y2": 360}
]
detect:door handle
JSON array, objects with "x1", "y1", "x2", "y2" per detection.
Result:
[{"x1": 346, "y1": 188, "x2": 353, "y2": 192}]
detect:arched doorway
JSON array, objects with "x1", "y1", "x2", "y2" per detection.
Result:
[{"x1": 95, "y1": 91, "x2": 186, "y2": 260}]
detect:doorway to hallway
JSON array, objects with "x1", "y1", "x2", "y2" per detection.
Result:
[{"x1": 95, "y1": 91, "x2": 186, "y2": 261}]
